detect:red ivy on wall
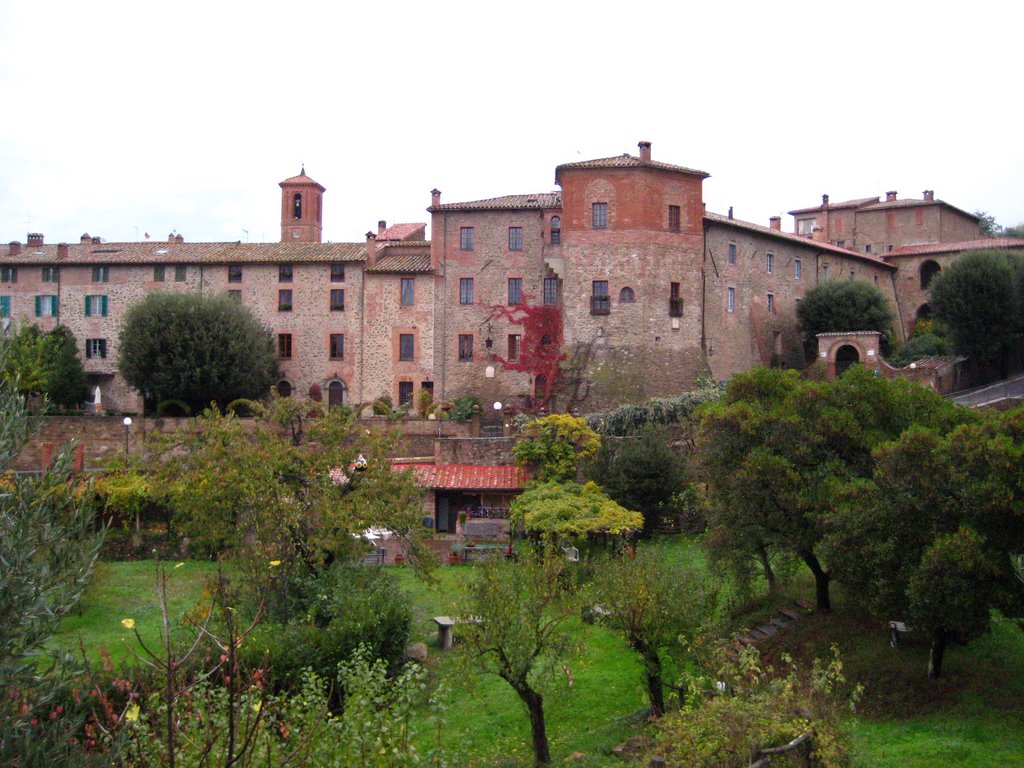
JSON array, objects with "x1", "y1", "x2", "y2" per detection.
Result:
[{"x1": 486, "y1": 295, "x2": 565, "y2": 409}]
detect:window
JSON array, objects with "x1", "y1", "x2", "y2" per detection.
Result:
[
  {"x1": 92, "y1": 266, "x2": 109, "y2": 282},
  {"x1": 399, "y1": 333, "x2": 414, "y2": 361},
  {"x1": 35, "y1": 295, "x2": 58, "y2": 317},
  {"x1": 508, "y1": 277, "x2": 522, "y2": 305},
  {"x1": 228, "y1": 290, "x2": 241, "y2": 301},
  {"x1": 509, "y1": 227, "x2": 523, "y2": 251},
  {"x1": 550, "y1": 216, "x2": 561, "y2": 245},
  {"x1": 400, "y1": 278, "x2": 415, "y2": 306},
  {"x1": 175, "y1": 265, "x2": 187, "y2": 282},
  {"x1": 228, "y1": 265, "x2": 242, "y2": 283},
  {"x1": 330, "y1": 263, "x2": 345, "y2": 282},
  {"x1": 85, "y1": 295, "x2": 108, "y2": 317},
  {"x1": 727, "y1": 287, "x2": 735, "y2": 313},
  {"x1": 329, "y1": 333, "x2": 344, "y2": 360},
  {"x1": 459, "y1": 277, "x2": 474, "y2": 305},
  {"x1": 822, "y1": 265, "x2": 830, "y2": 281},
  {"x1": 669, "y1": 282, "x2": 683, "y2": 317},
  {"x1": 85, "y1": 338, "x2": 107, "y2": 359},
  {"x1": 330, "y1": 289, "x2": 344, "y2": 311},
  {"x1": 278, "y1": 334, "x2": 292, "y2": 359},
  {"x1": 767, "y1": 293, "x2": 775, "y2": 313},
  {"x1": 543, "y1": 277, "x2": 558, "y2": 305},
  {"x1": 767, "y1": 252, "x2": 774, "y2": 274},
  {"x1": 668, "y1": 205, "x2": 681, "y2": 232},
  {"x1": 591, "y1": 280, "x2": 610, "y2": 315},
  {"x1": 619, "y1": 286, "x2": 635, "y2": 303},
  {"x1": 460, "y1": 227, "x2": 475, "y2": 251},
  {"x1": 0, "y1": 296, "x2": 9, "y2": 317},
  {"x1": 153, "y1": 265, "x2": 166, "y2": 282},
  {"x1": 458, "y1": 334, "x2": 473, "y2": 361},
  {"x1": 728, "y1": 242, "x2": 737, "y2": 265},
  {"x1": 836, "y1": 240, "x2": 846, "y2": 248},
  {"x1": 864, "y1": 244, "x2": 872, "y2": 253},
  {"x1": 540, "y1": 334, "x2": 552, "y2": 346},
  {"x1": 798, "y1": 218, "x2": 816, "y2": 236},
  {"x1": 278, "y1": 289, "x2": 293, "y2": 312},
  {"x1": 41, "y1": 266, "x2": 58, "y2": 282},
  {"x1": 398, "y1": 381, "x2": 414, "y2": 406},
  {"x1": 920, "y1": 260, "x2": 941, "y2": 289},
  {"x1": 1, "y1": 267, "x2": 16, "y2": 283},
  {"x1": 850, "y1": 270, "x2": 855, "y2": 280},
  {"x1": 795, "y1": 259, "x2": 802, "y2": 280},
  {"x1": 508, "y1": 334, "x2": 521, "y2": 362},
  {"x1": 277, "y1": 380, "x2": 292, "y2": 397},
  {"x1": 279, "y1": 264, "x2": 293, "y2": 282},
  {"x1": 592, "y1": 202, "x2": 608, "y2": 229},
  {"x1": 293, "y1": 192, "x2": 302, "y2": 219}
]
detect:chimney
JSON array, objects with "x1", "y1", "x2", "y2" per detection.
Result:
[
  {"x1": 886, "y1": 190, "x2": 897, "y2": 202},
  {"x1": 378, "y1": 220, "x2": 387, "y2": 234},
  {"x1": 365, "y1": 232, "x2": 377, "y2": 270},
  {"x1": 27, "y1": 233, "x2": 43, "y2": 247},
  {"x1": 923, "y1": 189, "x2": 934, "y2": 202},
  {"x1": 168, "y1": 233, "x2": 175, "y2": 242},
  {"x1": 80, "y1": 233, "x2": 91, "y2": 244},
  {"x1": 728, "y1": 206, "x2": 733, "y2": 220},
  {"x1": 638, "y1": 140, "x2": 652, "y2": 163},
  {"x1": 8, "y1": 241, "x2": 21, "y2": 256},
  {"x1": 92, "y1": 236, "x2": 101, "y2": 244},
  {"x1": 57, "y1": 243, "x2": 69, "y2": 258},
  {"x1": 822, "y1": 194, "x2": 829, "y2": 207},
  {"x1": 769, "y1": 216, "x2": 782, "y2": 231},
  {"x1": 430, "y1": 189, "x2": 441, "y2": 209},
  {"x1": 175, "y1": 234, "x2": 184, "y2": 243}
]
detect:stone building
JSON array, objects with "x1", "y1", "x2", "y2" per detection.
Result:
[{"x1": 2, "y1": 144, "x2": 1019, "y2": 413}]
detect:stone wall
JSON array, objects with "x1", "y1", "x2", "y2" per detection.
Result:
[{"x1": 435, "y1": 436, "x2": 516, "y2": 465}]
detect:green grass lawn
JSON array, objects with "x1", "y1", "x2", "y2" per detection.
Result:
[{"x1": 52, "y1": 540, "x2": 1024, "y2": 767}]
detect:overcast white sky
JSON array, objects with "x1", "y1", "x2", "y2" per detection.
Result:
[{"x1": 1, "y1": 1, "x2": 1021, "y2": 246}]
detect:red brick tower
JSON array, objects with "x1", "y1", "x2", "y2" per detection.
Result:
[{"x1": 279, "y1": 166, "x2": 325, "y2": 243}]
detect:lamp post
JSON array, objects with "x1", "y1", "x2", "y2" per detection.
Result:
[{"x1": 122, "y1": 416, "x2": 132, "y2": 462}]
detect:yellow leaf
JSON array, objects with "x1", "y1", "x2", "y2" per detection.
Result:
[
  {"x1": 125, "y1": 703, "x2": 140, "y2": 722},
  {"x1": 269, "y1": 560, "x2": 282, "y2": 568},
  {"x1": 174, "y1": 562, "x2": 185, "y2": 569},
  {"x1": 121, "y1": 618, "x2": 135, "y2": 629}
]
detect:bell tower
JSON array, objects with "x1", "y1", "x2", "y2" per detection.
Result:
[{"x1": 279, "y1": 166, "x2": 326, "y2": 243}]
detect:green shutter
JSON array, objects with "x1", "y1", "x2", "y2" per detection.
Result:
[
  {"x1": 34, "y1": 296, "x2": 41, "y2": 317},
  {"x1": 101, "y1": 295, "x2": 108, "y2": 316},
  {"x1": 53, "y1": 296, "x2": 58, "y2": 315},
  {"x1": 0, "y1": 296, "x2": 9, "y2": 317},
  {"x1": 85, "y1": 296, "x2": 91, "y2": 317}
]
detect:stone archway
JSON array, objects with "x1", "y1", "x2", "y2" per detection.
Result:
[{"x1": 835, "y1": 344, "x2": 860, "y2": 375}]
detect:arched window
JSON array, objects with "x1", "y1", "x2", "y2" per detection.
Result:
[
  {"x1": 550, "y1": 216, "x2": 561, "y2": 245},
  {"x1": 920, "y1": 260, "x2": 941, "y2": 290},
  {"x1": 619, "y1": 286, "x2": 635, "y2": 303},
  {"x1": 277, "y1": 380, "x2": 293, "y2": 398},
  {"x1": 293, "y1": 193, "x2": 303, "y2": 220},
  {"x1": 540, "y1": 334, "x2": 552, "y2": 346}
]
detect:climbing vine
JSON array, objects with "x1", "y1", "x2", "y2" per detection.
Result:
[{"x1": 487, "y1": 295, "x2": 565, "y2": 410}]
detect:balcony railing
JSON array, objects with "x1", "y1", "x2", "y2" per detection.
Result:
[{"x1": 590, "y1": 295, "x2": 611, "y2": 315}]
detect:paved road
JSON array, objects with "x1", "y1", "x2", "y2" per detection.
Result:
[{"x1": 951, "y1": 373, "x2": 1024, "y2": 407}]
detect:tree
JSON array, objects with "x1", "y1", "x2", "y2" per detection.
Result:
[
  {"x1": 929, "y1": 249, "x2": 1024, "y2": 382},
  {"x1": 510, "y1": 480, "x2": 642, "y2": 540},
  {"x1": 0, "y1": 350, "x2": 103, "y2": 763},
  {"x1": 974, "y1": 209, "x2": 1002, "y2": 237},
  {"x1": 589, "y1": 547, "x2": 715, "y2": 715},
  {"x1": 587, "y1": 427, "x2": 689, "y2": 535},
  {"x1": 43, "y1": 325, "x2": 90, "y2": 408},
  {"x1": 795, "y1": 280, "x2": 894, "y2": 352},
  {"x1": 118, "y1": 292, "x2": 278, "y2": 413},
  {"x1": 697, "y1": 366, "x2": 968, "y2": 611},
  {"x1": 514, "y1": 413, "x2": 601, "y2": 483},
  {"x1": 459, "y1": 551, "x2": 574, "y2": 766}
]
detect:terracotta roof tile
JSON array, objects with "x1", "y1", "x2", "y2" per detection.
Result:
[
  {"x1": 392, "y1": 464, "x2": 530, "y2": 491},
  {"x1": 367, "y1": 253, "x2": 433, "y2": 273},
  {"x1": 788, "y1": 196, "x2": 880, "y2": 215},
  {"x1": 431, "y1": 192, "x2": 561, "y2": 212},
  {"x1": 556, "y1": 153, "x2": 709, "y2": 178},
  {"x1": 0, "y1": 241, "x2": 366, "y2": 266},
  {"x1": 884, "y1": 237, "x2": 1024, "y2": 258},
  {"x1": 279, "y1": 169, "x2": 325, "y2": 190},
  {"x1": 704, "y1": 212, "x2": 896, "y2": 269},
  {"x1": 377, "y1": 223, "x2": 426, "y2": 241}
]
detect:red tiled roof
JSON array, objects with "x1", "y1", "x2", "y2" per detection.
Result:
[
  {"x1": 367, "y1": 252, "x2": 433, "y2": 273},
  {"x1": 0, "y1": 241, "x2": 366, "y2": 265},
  {"x1": 884, "y1": 238, "x2": 1024, "y2": 258},
  {"x1": 556, "y1": 153, "x2": 709, "y2": 178},
  {"x1": 431, "y1": 192, "x2": 561, "y2": 212},
  {"x1": 393, "y1": 464, "x2": 530, "y2": 491},
  {"x1": 704, "y1": 212, "x2": 896, "y2": 269},
  {"x1": 788, "y1": 196, "x2": 880, "y2": 215},
  {"x1": 377, "y1": 223, "x2": 426, "y2": 241},
  {"x1": 279, "y1": 169, "x2": 325, "y2": 190}
]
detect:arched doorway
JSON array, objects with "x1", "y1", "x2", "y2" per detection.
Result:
[
  {"x1": 920, "y1": 260, "x2": 941, "y2": 289},
  {"x1": 916, "y1": 303, "x2": 932, "y2": 321},
  {"x1": 327, "y1": 379, "x2": 346, "y2": 409},
  {"x1": 276, "y1": 380, "x2": 293, "y2": 398},
  {"x1": 835, "y1": 345, "x2": 860, "y2": 375}
]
